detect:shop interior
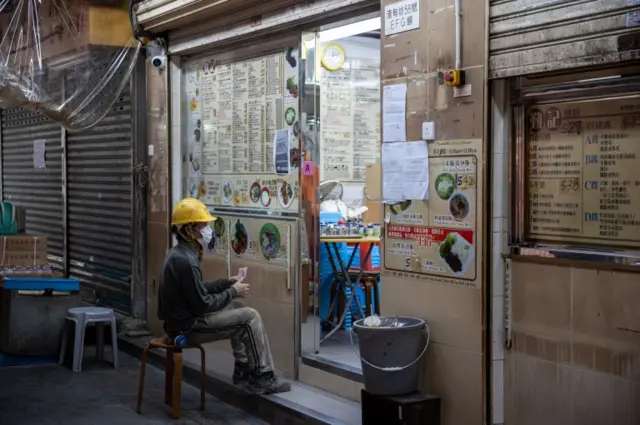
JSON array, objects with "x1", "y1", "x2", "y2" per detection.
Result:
[{"x1": 299, "y1": 15, "x2": 382, "y2": 372}]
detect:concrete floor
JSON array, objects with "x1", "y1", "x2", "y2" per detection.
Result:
[{"x1": 0, "y1": 350, "x2": 267, "y2": 425}]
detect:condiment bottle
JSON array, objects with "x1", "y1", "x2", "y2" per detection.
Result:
[{"x1": 366, "y1": 225, "x2": 373, "y2": 236}]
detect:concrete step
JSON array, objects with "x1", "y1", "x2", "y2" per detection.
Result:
[{"x1": 119, "y1": 335, "x2": 361, "y2": 425}]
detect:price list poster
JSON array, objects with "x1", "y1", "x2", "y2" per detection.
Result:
[
  {"x1": 383, "y1": 139, "x2": 483, "y2": 289},
  {"x1": 319, "y1": 42, "x2": 381, "y2": 182},
  {"x1": 183, "y1": 48, "x2": 301, "y2": 213},
  {"x1": 526, "y1": 97, "x2": 640, "y2": 247}
]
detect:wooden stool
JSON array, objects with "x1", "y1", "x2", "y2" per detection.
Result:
[
  {"x1": 362, "y1": 276, "x2": 380, "y2": 317},
  {"x1": 136, "y1": 336, "x2": 206, "y2": 419}
]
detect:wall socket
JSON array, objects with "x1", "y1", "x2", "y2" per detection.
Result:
[{"x1": 422, "y1": 122, "x2": 436, "y2": 140}]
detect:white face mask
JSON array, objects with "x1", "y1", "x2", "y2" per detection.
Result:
[{"x1": 199, "y1": 225, "x2": 213, "y2": 249}]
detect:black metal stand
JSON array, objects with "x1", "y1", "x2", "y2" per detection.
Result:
[{"x1": 361, "y1": 390, "x2": 441, "y2": 425}]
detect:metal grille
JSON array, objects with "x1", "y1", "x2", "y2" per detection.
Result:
[
  {"x1": 67, "y1": 86, "x2": 134, "y2": 313},
  {"x1": 0, "y1": 108, "x2": 64, "y2": 271},
  {"x1": 489, "y1": 0, "x2": 640, "y2": 78}
]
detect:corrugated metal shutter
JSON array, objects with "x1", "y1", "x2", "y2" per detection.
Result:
[
  {"x1": 0, "y1": 109, "x2": 65, "y2": 271},
  {"x1": 135, "y1": 0, "x2": 378, "y2": 55},
  {"x1": 137, "y1": 0, "x2": 307, "y2": 33},
  {"x1": 67, "y1": 86, "x2": 135, "y2": 313},
  {"x1": 489, "y1": 0, "x2": 640, "y2": 79}
]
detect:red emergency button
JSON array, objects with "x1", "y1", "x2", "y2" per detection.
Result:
[{"x1": 444, "y1": 72, "x2": 452, "y2": 82}]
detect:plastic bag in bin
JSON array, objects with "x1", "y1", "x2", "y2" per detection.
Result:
[{"x1": 0, "y1": 0, "x2": 141, "y2": 130}]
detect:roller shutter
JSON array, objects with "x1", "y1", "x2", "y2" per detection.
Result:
[
  {"x1": 0, "y1": 109, "x2": 64, "y2": 271},
  {"x1": 67, "y1": 86, "x2": 135, "y2": 313},
  {"x1": 135, "y1": 0, "x2": 378, "y2": 55},
  {"x1": 489, "y1": 0, "x2": 640, "y2": 78}
]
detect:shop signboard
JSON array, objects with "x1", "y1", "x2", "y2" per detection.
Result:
[
  {"x1": 183, "y1": 48, "x2": 300, "y2": 213},
  {"x1": 383, "y1": 139, "x2": 482, "y2": 289},
  {"x1": 526, "y1": 97, "x2": 640, "y2": 247},
  {"x1": 383, "y1": 0, "x2": 420, "y2": 36}
]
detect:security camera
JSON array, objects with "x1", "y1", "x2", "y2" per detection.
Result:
[{"x1": 151, "y1": 56, "x2": 166, "y2": 70}]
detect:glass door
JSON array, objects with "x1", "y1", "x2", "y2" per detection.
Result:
[
  {"x1": 299, "y1": 30, "x2": 321, "y2": 359},
  {"x1": 299, "y1": 15, "x2": 382, "y2": 372}
]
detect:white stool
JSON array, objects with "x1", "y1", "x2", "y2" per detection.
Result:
[{"x1": 59, "y1": 307, "x2": 119, "y2": 372}]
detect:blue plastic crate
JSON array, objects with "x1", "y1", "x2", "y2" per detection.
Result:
[
  {"x1": 347, "y1": 245, "x2": 381, "y2": 270},
  {"x1": 319, "y1": 211, "x2": 343, "y2": 224}
]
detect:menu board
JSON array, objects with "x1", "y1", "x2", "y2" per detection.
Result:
[
  {"x1": 383, "y1": 139, "x2": 483, "y2": 289},
  {"x1": 319, "y1": 42, "x2": 380, "y2": 182},
  {"x1": 526, "y1": 98, "x2": 640, "y2": 246},
  {"x1": 183, "y1": 48, "x2": 300, "y2": 213},
  {"x1": 203, "y1": 215, "x2": 292, "y2": 267}
]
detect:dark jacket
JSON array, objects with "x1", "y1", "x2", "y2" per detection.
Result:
[{"x1": 158, "y1": 242, "x2": 236, "y2": 334}]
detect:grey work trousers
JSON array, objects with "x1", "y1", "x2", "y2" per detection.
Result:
[{"x1": 188, "y1": 299, "x2": 274, "y2": 374}]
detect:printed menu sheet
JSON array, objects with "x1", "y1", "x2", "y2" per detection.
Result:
[
  {"x1": 183, "y1": 49, "x2": 300, "y2": 212},
  {"x1": 526, "y1": 98, "x2": 640, "y2": 246},
  {"x1": 384, "y1": 139, "x2": 483, "y2": 289},
  {"x1": 320, "y1": 52, "x2": 380, "y2": 182}
]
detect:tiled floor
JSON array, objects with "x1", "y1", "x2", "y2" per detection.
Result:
[
  {"x1": 301, "y1": 314, "x2": 362, "y2": 370},
  {"x1": 0, "y1": 350, "x2": 267, "y2": 425}
]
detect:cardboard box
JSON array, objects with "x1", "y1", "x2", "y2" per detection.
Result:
[
  {"x1": 0, "y1": 235, "x2": 48, "y2": 267},
  {"x1": 363, "y1": 163, "x2": 382, "y2": 223},
  {"x1": 0, "y1": 0, "x2": 133, "y2": 63}
]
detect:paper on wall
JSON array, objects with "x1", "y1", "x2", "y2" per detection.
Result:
[
  {"x1": 273, "y1": 129, "x2": 290, "y2": 175},
  {"x1": 33, "y1": 140, "x2": 46, "y2": 169},
  {"x1": 382, "y1": 83, "x2": 407, "y2": 142},
  {"x1": 382, "y1": 141, "x2": 429, "y2": 202}
]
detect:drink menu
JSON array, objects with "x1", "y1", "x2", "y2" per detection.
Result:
[{"x1": 527, "y1": 98, "x2": 640, "y2": 247}]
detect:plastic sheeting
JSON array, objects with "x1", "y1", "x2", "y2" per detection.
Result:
[{"x1": 0, "y1": 0, "x2": 141, "y2": 131}]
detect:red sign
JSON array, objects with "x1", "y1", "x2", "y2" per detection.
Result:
[{"x1": 386, "y1": 225, "x2": 474, "y2": 247}]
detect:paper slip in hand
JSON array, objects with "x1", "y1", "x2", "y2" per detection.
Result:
[{"x1": 238, "y1": 267, "x2": 248, "y2": 280}]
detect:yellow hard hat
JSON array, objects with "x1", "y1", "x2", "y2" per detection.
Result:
[{"x1": 171, "y1": 198, "x2": 216, "y2": 226}]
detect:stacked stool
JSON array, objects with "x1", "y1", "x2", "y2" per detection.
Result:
[{"x1": 59, "y1": 306, "x2": 118, "y2": 372}]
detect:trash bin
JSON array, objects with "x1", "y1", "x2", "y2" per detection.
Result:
[{"x1": 351, "y1": 316, "x2": 429, "y2": 396}]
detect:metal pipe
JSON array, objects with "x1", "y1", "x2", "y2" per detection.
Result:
[
  {"x1": 61, "y1": 80, "x2": 69, "y2": 277},
  {"x1": 455, "y1": 0, "x2": 461, "y2": 69}
]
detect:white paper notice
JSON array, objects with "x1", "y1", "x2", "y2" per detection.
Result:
[
  {"x1": 383, "y1": 84, "x2": 407, "y2": 143},
  {"x1": 274, "y1": 129, "x2": 290, "y2": 175},
  {"x1": 382, "y1": 141, "x2": 429, "y2": 202},
  {"x1": 33, "y1": 140, "x2": 46, "y2": 169}
]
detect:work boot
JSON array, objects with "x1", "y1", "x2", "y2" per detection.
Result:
[
  {"x1": 232, "y1": 362, "x2": 251, "y2": 386},
  {"x1": 246, "y1": 371, "x2": 291, "y2": 394}
]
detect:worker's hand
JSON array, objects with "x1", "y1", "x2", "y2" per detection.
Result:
[
  {"x1": 232, "y1": 281, "x2": 250, "y2": 298},
  {"x1": 229, "y1": 275, "x2": 243, "y2": 283}
]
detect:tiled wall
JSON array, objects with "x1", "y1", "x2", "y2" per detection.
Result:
[
  {"x1": 198, "y1": 251, "x2": 297, "y2": 379},
  {"x1": 379, "y1": 1, "x2": 487, "y2": 424},
  {"x1": 506, "y1": 259, "x2": 640, "y2": 425}
]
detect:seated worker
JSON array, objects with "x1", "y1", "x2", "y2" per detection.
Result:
[{"x1": 158, "y1": 198, "x2": 291, "y2": 395}]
